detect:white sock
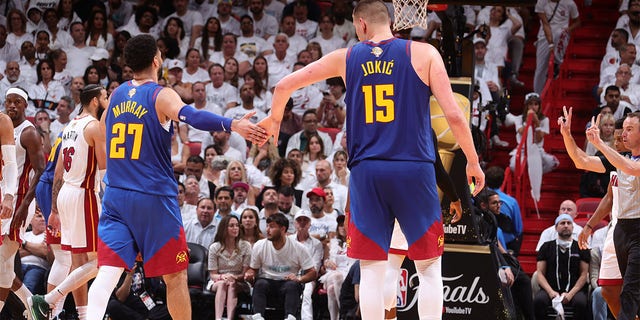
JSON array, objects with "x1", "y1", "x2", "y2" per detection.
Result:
[
  {"x1": 359, "y1": 260, "x2": 387, "y2": 320},
  {"x1": 86, "y1": 266, "x2": 124, "y2": 320},
  {"x1": 48, "y1": 245, "x2": 72, "y2": 287},
  {"x1": 52, "y1": 296, "x2": 66, "y2": 318},
  {"x1": 414, "y1": 257, "x2": 443, "y2": 320},
  {"x1": 77, "y1": 305, "x2": 87, "y2": 320},
  {"x1": 45, "y1": 259, "x2": 98, "y2": 305},
  {"x1": 14, "y1": 283, "x2": 32, "y2": 309}
]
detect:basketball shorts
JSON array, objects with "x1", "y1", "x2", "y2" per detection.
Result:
[
  {"x1": 598, "y1": 219, "x2": 622, "y2": 285},
  {"x1": 347, "y1": 160, "x2": 444, "y2": 261},
  {"x1": 57, "y1": 184, "x2": 100, "y2": 253},
  {"x1": 98, "y1": 186, "x2": 189, "y2": 277},
  {"x1": 35, "y1": 181, "x2": 61, "y2": 245}
]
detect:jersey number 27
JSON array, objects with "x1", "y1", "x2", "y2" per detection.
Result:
[{"x1": 109, "y1": 123, "x2": 144, "y2": 160}]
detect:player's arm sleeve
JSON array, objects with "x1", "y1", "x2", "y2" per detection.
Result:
[
  {"x1": 432, "y1": 131, "x2": 459, "y2": 202},
  {"x1": 178, "y1": 105, "x2": 233, "y2": 133},
  {"x1": 0, "y1": 145, "x2": 18, "y2": 198}
]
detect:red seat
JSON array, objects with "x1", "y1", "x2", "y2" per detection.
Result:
[
  {"x1": 576, "y1": 197, "x2": 602, "y2": 214},
  {"x1": 574, "y1": 217, "x2": 607, "y2": 231},
  {"x1": 317, "y1": 127, "x2": 341, "y2": 143}
]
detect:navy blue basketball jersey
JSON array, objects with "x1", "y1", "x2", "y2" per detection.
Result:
[
  {"x1": 345, "y1": 38, "x2": 434, "y2": 168},
  {"x1": 105, "y1": 81, "x2": 176, "y2": 196},
  {"x1": 39, "y1": 133, "x2": 62, "y2": 185}
]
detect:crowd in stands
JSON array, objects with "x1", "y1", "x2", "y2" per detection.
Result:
[{"x1": 0, "y1": 0, "x2": 635, "y2": 318}]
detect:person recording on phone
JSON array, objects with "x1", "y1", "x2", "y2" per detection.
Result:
[{"x1": 317, "y1": 77, "x2": 346, "y2": 130}]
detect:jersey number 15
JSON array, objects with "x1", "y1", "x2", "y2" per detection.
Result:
[
  {"x1": 362, "y1": 84, "x2": 395, "y2": 124},
  {"x1": 109, "y1": 123, "x2": 144, "y2": 160}
]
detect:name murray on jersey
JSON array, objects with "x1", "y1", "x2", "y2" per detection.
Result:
[
  {"x1": 112, "y1": 100, "x2": 149, "y2": 119},
  {"x1": 361, "y1": 60, "x2": 394, "y2": 77}
]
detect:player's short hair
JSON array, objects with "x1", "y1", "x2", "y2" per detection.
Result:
[
  {"x1": 125, "y1": 35, "x2": 158, "y2": 72},
  {"x1": 266, "y1": 213, "x2": 289, "y2": 230},
  {"x1": 80, "y1": 84, "x2": 104, "y2": 106},
  {"x1": 352, "y1": 0, "x2": 390, "y2": 25}
]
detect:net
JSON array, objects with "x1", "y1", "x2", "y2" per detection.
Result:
[{"x1": 392, "y1": 0, "x2": 430, "y2": 31}]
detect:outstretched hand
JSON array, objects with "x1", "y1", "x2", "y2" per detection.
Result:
[
  {"x1": 257, "y1": 116, "x2": 281, "y2": 147},
  {"x1": 232, "y1": 112, "x2": 268, "y2": 146},
  {"x1": 585, "y1": 114, "x2": 602, "y2": 147}
]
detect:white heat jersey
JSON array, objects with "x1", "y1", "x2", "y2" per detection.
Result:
[
  {"x1": 2, "y1": 120, "x2": 35, "y2": 236},
  {"x1": 60, "y1": 115, "x2": 99, "y2": 190}
]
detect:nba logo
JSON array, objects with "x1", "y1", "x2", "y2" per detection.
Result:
[{"x1": 397, "y1": 268, "x2": 408, "y2": 308}]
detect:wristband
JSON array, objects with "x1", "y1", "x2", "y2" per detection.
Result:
[
  {"x1": 178, "y1": 105, "x2": 233, "y2": 133},
  {"x1": 585, "y1": 223, "x2": 593, "y2": 230}
]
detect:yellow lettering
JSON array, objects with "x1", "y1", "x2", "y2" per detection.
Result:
[
  {"x1": 375, "y1": 61, "x2": 382, "y2": 74},
  {"x1": 113, "y1": 105, "x2": 121, "y2": 117},
  {"x1": 366, "y1": 61, "x2": 374, "y2": 75},
  {"x1": 386, "y1": 60, "x2": 394, "y2": 75},
  {"x1": 361, "y1": 64, "x2": 369, "y2": 77}
]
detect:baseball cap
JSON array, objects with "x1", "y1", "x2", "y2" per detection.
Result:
[
  {"x1": 306, "y1": 187, "x2": 326, "y2": 199},
  {"x1": 555, "y1": 213, "x2": 574, "y2": 226},
  {"x1": 294, "y1": 211, "x2": 311, "y2": 221},
  {"x1": 231, "y1": 182, "x2": 250, "y2": 192},
  {"x1": 473, "y1": 37, "x2": 486, "y2": 46},
  {"x1": 90, "y1": 48, "x2": 110, "y2": 61},
  {"x1": 524, "y1": 92, "x2": 541, "y2": 104},
  {"x1": 166, "y1": 59, "x2": 185, "y2": 70}
]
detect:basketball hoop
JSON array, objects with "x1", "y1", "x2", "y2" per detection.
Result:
[{"x1": 392, "y1": 0, "x2": 430, "y2": 31}]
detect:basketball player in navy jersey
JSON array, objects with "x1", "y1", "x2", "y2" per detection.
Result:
[
  {"x1": 259, "y1": 0, "x2": 484, "y2": 318},
  {"x1": 83, "y1": 35, "x2": 267, "y2": 320}
]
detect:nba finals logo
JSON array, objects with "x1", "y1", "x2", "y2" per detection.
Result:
[{"x1": 397, "y1": 268, "x2": 408, "y2": 308}]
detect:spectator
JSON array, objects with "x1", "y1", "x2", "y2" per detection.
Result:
[
  {"x1": 26, "y1": 5, "x2": 45, "y2": 35},
  {"x1": 310, "y1": 14, "x2": 346, "y2": 56},
  {"x1": 195, "y1": 17, "x2": 223, "y2": 67},
  {"x1": 286, "y1": 109, "x2": 333, "y2": 157},
  {"x1": 202, "y1": 144, "x2": 224, "y2": 187},
  {"x1": 30, "y1": 59, "x2": 66, "y2": 117},
  {"x1": 184, "y1": 197, "x2": 217, "y2": 248},
  {"x1": 249, "y1": 0, "x2": 279, "y2": 40},
  {"x1": 533, "y1": 0, "x2": 580, "y2": 93},
  {"x1": 106, "y1": 0, "x2": 134, "y2": 31},
  {"x1": 485, "y1": 166, "x2": 523, "y2": 255},
  {"x1": 50, "y1": 49, "x2": 72, "y2": 93},
  {"x1": 165, "y1": 58, "x2": 193, "y2": 103},
  {"x1": 205, "y1": 63, "x2": 239, "y2": 111},
  {"x1": 207, "y1": 215, "x2": 252, "y2": 320},
  {"x1": 182, "y1": 155, "x2": 214, "y2": 199},
  {"x1": 182, "y1": 49, "x2": 209, "y2": 84},
  {"x1": 534, "y1": 214, "x2": 589, "y2": 320},
  {"x1": 317, "y1": 77, "x2": 346, "y2": 130},
  {"x1": 599, "y1": 43, "x2": 640, "y2": 91},
  {"x1": 34, "y1": 29, "x2": 53, "y2": 61},
  {"x1": 535, "y1": 200, "x2": 583, "y2": 251},
  {"x1": 162, "y1": 17, "x2": 189, "y2": 60},
  {"x1": 231, "y1": 181, "x2": 252, "y2": 213},
  {"x1": 585, "y1": 113, "x2": 615, "y2": 156},
  {"x1": 20, "y1": 210, "x2": 50, "y2": 295},
  {"x1": 266, "y1": 33, "x2": 297, "y2": 90},
  {"x1": 332, "y1": 0, "x2": 356, "y2": 44},
  {"x1": 477, "y1": 6, "x2": 521, "y2": 74},
  {"x1": 263, "y1": 0, "x2": 285, "y2": 23},
  {"x1": 6, "y1": 9, "x2": 31, "y2": 47},
  {"x1": 251, "y1": 55, "x2": 270, "y2": 89},
  {"x1": 321, "y1": 215, "x2": 356, "y2": 320},
  {"x1": 238, "y1": 15, "x2": 272, "y2": 60},
  {"x1": 217, "y1": 0, "x2": 241, "y2": 36},
  {"x1": 0, "y1": 24, "x2": 20, "y2": 65},
  {"x1": 0, "y1": 61, "x2": 26, "y2": 110},
  {"x1": 49, "y1": 96, "x2": 73, "y2": 145},
  {"x1": 83, "y1": 65, "x2": 101, "y2": 86},
  {"x1": 599, "y1": 64, "x2": 640, "y2": 110},
  {"x1": 19, "y1": 41, "x2": 38, "y2": 86},
  {"x1": 269, "y1": 15, "x2": 308, "y2": 58},
  {"x1": 240, "y1": 207, "x2": 264, "y2": 245},
  {"x1": 269, "y1": 159, "x2": 304, "y2": 206},
  {"x1": 244, "y1": 213, "x2": 317, "y2": 320},
  {"x1": 258, "y1": 186, "x2": 284, "y2": 233},
  {"x1": 508, "y1": 92, "x2": 559, "y2": 201},
  {"x1": 165, "y1": 0, "x2": 203, "y2": 48},
  {"x1": 171, "y1": 122, "x2": 190, "y2": 174},
  {"x1": 86, "y1": 9, "x2": 114, "y2": 51},
  {"x1": 243, "y1": 70, "x2": 273, "y2": 113},
  {"x1": 117, "y1": 5, "x2": 160, "y2": 38},
  {"x1": 330, "y1": 150, "x2": 349, "y2": 187},
  {"x1": 248, "y1": 137, "x2": 280, "y2": 176},
  {"x1": 223, "y1": 57, "x2": 240, "y2": 88},
  {"x1": 181, "y1": 177, "x2": 199, "y2": 223},
  {"x1": 602, "y1": 29, "x2": 630, "y2": 74},
  {"x1": 209, "y1": 34, "x2": 251, "y2": 77},
  {"x1": 288, "y1": 211, "x2": 323, "y2": 320},
  {"x1": 214, "y1": 186, "x2": 238, "y2": 224},
  {"x1": 65, "y1": 22, "x2": 95, "y2": 78},
  {"x1": 595, "y1": 85, "x2": 634, "y2": 122},
  {"x1": 293, "y1": 0, "x2": 318, "y2": 41},
  {"x1": 306, "y1": 188, "x2": 337, "y2": 240},
  {"x1": 105, "y1": 260, "x2": 171, "y2": 320}
]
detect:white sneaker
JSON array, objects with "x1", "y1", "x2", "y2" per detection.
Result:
[
  {"x1": 491, "y1": 135, "x2": 509, "y2": 147},
  {"x1": 251, "y1": 313, "x2": 265, "y2": 320},
  {"x1": 285, "y1": 314, "x2": 297, "y2": 320}
]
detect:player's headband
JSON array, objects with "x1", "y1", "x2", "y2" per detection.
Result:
[{"x1": 5, "y1": 87, "x2": 28, "y2": 102}]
